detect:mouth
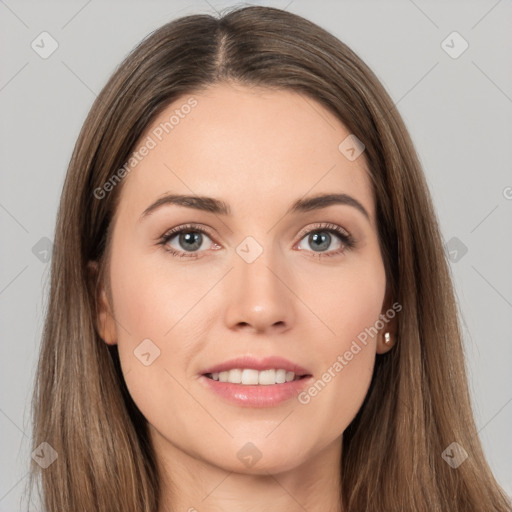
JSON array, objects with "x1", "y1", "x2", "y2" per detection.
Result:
[
  {"x1": 203, "y1": 368, "x2": 311, "y2": 385},
  {"x1": 199, "y1": 356, "x2": 313, "y2": 407}
]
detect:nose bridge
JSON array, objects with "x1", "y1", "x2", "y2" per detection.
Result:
[{"x1": 223, "y1": 235, "x2": 294, "y2": 333}]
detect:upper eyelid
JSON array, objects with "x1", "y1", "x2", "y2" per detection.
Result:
[
  {"x1": 161, "y1": 223, "x2": 215, "y2": 240},
  {"x1": 161, "y1": 222, "x2": 351, "y2": 245},
  {"x1": 296, "y1": 222, "x2": 350, "y2": 239}
]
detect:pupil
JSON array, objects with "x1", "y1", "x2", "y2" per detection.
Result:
[
  {"x1": 180, "y1": 232, "x2": 202, "y2": 251},
  {"x1": 310, "y1": 232, "x2": 330, "y2": 251}
]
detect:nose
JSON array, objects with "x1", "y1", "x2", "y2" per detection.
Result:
[{"x1": 223, "y1": 247, "x2": 295, "y2": 335}]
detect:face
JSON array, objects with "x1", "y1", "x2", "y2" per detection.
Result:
[{"x1": 93, "y1": 83, "x2": 394, "y2": 476}]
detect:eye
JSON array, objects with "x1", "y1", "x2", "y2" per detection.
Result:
[
  {"x1": 157, "y1": 224, "x2": 219, "y2": 258},
  {"x1": 157, "y1": 222, "x2": 355, "y2": 260},
  {"x1": 295, "y1": 223, "x2": 355, "y2": 258}
]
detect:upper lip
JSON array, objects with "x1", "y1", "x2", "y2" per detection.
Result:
[{"x1": 201, "y1": 356, "x2": 311, "y2": 376}]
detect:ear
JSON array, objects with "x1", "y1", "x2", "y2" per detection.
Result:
[
  {"x1": 87, "y1": 261, "x2": 117, "y2": 345},
  {"x1": 376, "y1": 292, "x2": 399, "y2": 355}
]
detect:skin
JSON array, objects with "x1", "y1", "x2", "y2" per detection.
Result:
[{"x1": 92, "y1": 83, "x2": 396, "y2": 512}]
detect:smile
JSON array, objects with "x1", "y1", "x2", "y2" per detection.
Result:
[{"x1": 205, "y1": 368, "x2": 305, "y2": 385}]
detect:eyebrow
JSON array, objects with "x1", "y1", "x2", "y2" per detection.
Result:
[{"x1": 139, "y1": 192, "x2": 370, "y2": 222}]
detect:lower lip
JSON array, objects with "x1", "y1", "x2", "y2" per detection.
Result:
[{"x1": 199, "y1": 375, "x2": 313, "y2": 408}]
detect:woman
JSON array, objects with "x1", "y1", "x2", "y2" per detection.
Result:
[{"x1": 28, "y1": 5, "x2": 511, "y2": 511}]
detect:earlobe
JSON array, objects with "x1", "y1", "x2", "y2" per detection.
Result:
[
  {"x1": 97, "y1": 288, "x2": 118, "y2": 345},
  {"x1": 376, "y1": 330, "x2": 395, "y2": 354},
  {"x1": 376, "y1": 294, "x2": 398, "y2": 354},
  {"x1": 87, "y1": 261, "x2": 117, "y2": 345}
]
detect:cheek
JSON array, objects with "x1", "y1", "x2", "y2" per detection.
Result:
[
  {"x1": 106, "y1": 231, "x2": 225, "y2": 392},
  {"x1": 107, "y1": 248, "x2": 206, "y2": 431},
  {"x1": 306, "y1": 252, "x2": 386, "y2": 346},
  {"x1": 297, "y1": 254, "x2": 385, "y2": 431},
  {"x1": 108, "y1": 240, "x2": 207, "y2": 343}
]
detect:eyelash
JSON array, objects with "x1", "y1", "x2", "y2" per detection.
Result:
[{"x1": 157, "y1": 222, "x2": 356, "y2": 260}]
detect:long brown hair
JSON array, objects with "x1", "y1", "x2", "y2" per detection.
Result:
[{"x1": 28, "y1": 6, "x2": 510, "y2": 511}]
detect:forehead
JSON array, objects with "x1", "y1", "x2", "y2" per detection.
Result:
[{"x1": 114, "y1": 83, "x2": 375, "y2": 226}]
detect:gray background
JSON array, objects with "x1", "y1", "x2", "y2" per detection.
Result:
[{"x1": 1, "y1": 0, "x2": 511, "y2": 509}]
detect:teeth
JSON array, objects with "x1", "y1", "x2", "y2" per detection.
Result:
[
  {"x1": 228, "y1": 368, "x2": 242, "y2": 383},
  {"x1": 210, "y1": 369, "x2": 301, "y2": 385},
  {"x1": 258, "y1": 369, "x2": 275, "y2": 385},
  {"x1": 242, "y1": 369, "x2": 259, "y2": 385}
]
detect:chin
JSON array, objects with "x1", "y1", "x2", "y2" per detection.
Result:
[{"x1": 208, "y1": 435, "x2": 313, "y2": 475}]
